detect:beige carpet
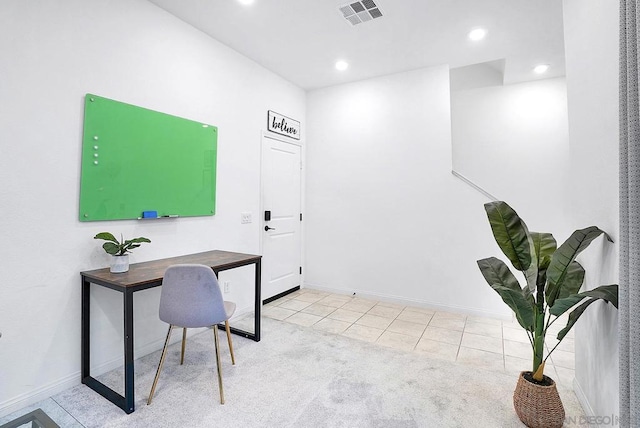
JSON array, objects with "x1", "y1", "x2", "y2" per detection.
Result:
[{"x1": 8, "y1": 317, "x2": 584, "y2": 427}]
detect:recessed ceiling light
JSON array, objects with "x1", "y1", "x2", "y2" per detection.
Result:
[
  {"x1": 237, "y1": 0, "x2": 254, "y2": 5},
  {"x1": 335, "y1": 60, "x2": 349, "y2": 71},
  {"x1": 534, "y1": 64, "x2": 550, "y2": 74},
  {"x1": 468, "y1": 28, "x2": 487, "y2": 41}
]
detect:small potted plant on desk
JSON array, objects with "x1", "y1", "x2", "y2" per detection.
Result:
[
  {"x1": 477, "y1": 201, "x2": 618, "y2": 428},
  {"x1": 94, "y1": 232, "x2": 151, "y2": 273}
]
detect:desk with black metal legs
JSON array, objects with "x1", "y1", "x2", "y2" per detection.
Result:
[{"x1": 80, "y1": 250, "x2": 262, "y2": 414}]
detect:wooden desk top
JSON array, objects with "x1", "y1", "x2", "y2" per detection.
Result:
[{"x1": 80, "y1": 250, "x2": 261, "y2": 289}]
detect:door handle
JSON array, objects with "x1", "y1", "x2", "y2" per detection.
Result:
[{"x1": 264, "y1": 226, "x2": 276, "y2": 231}]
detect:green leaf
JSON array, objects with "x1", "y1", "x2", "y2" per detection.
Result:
[
  {"x1": 126, "y1": 237, "x2": 151, "y2": 244},
  {"x1": 121, "y1": 237, "x2": 150, "y2": 254},
  {"x1": 588, "y1": 284, "x2": 619, "y2": 307},
  {"x1": 492, "y1": 286, "x2": 535, "y2": 332},
  {"x1": 102, "y1": 242, "x2": 120, "y2": 255},
  {"x1": 94, "y1": 232, "x2": 119, "y2": 243},
  {"x1": 550, "y1": 284, "x2": 619, "y2": 317},
  {"x1": 477, "y1": 257, "x2": 534, "y2": 330},
  {"x1": 554, "y1": 286, "x2": 618, "y2": 342},
  {"x1": 531, "y1": 232, "x2": 556, "y2": 271},
  {"x1": 546, "y1": 227, "x2": 606, "y2": 307},
  {"x1": 484, "y1": 202, "x2": 533, "y2": 273},
  {"x1": 555, "y1": 261, "x2": 585, "y2": 300},
  {"x1": 477, "y1": 257, "x2": 521, "y2": 291},
  {"x1": 523, "y1": 286, "x2": 535, "y2": 306},
  {"x1": 531, "y1": 232, "x2": 556, "y2": 300},
  {"x1": 556, "y1": 299, "x2": 597, "y2": 341},
  {"x1": 523, "y1": 263, "x2": 539, "y2": 295}
]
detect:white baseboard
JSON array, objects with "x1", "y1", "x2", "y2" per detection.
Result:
[
  {"x1": 573, "y1": 377, "x2": 597, "y2": 427},
  {"x1": 0, "y1": 305, "x2": 254, "y2": 419},
  {"x1": 0, "y1": 372, "x2": 79, "y2": 418},
  {"x1": 0, "y1": 329, "x2": 200, "y2": 418},
  {"x1": 303, "y1": 282, "x2": 511, "y2": 321}
]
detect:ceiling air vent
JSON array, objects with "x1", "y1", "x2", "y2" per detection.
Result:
[
  {"x1": 339, "y1": 0, "x2": 383, "y2": 26},
  {"x1": 368, "y1": 8, "x2": 382, "y2": 19},
  {"x1": 350, "y1": 2, "x2": 365, "y2": 13},
  {"x1": 361, "y1": 0, "x2": 377, "y2": 9}
]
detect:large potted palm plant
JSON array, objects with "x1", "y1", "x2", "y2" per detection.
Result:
[{"x1": 477, "y1": 201, "x2": 618, "y2": 428}]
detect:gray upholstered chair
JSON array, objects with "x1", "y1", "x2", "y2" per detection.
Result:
[{"x1": 147, "y1": 264, "x2": 236, "y2": 405}]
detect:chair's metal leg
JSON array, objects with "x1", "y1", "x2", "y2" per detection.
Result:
[
  {"x1": 180, "y1": 328, "x2": 187, "y2": 365},
  {"x1": 148, "y1": 325, "x2": 173, "y2": 405},
  {"x1": 225, "y1": 320, "x2": 236, "y2": 365},
  {"x1": 213, "y1": 326, "x2": 225, "y2": 404}
]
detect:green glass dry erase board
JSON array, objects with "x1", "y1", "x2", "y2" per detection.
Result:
[{"x1": 79, "y1": 94, "x2": 217, "y2": 221}]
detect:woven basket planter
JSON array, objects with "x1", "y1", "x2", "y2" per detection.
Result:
[{"x1": 513, "y1": 371, "x2": 565, "y2": 428}]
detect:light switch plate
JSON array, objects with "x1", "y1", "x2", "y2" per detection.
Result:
[{"x1": 241, "y1": 212, "x2": 252, "y2": 224}]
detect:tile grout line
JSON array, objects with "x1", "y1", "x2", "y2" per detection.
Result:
[
  {"x1": 263, "y1": 290, "x2": 575, "y2": 384},
  {"x1": 272, "y1": 291, "x2": 538, "y2": 369},
  {"x1": 501, "y1": 321, "x2": 506, "y2": 372},
  {"x1": 411, "y1": 312, "x2": 434, "y2": 352},
  {"x1": 454, "y1": 317, "x2": 466, "y2": 361},
  {"x1": 371, "y1": 303, "x2": 413, "y2": 347}
]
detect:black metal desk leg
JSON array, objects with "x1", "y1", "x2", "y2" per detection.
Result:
[
  {"x1": 81, "y1": 278, "x2": 91, "y2": 380},
  {"x1": 123, "y1": 289, "x2": 135, "y2": 414},
  {"x1": 254, "y1": 259, "x2": 261, "y2": 342}
]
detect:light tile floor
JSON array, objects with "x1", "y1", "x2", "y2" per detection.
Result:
[{"x1": 261, "y1": 288, "x2": 575, "y2": 389}]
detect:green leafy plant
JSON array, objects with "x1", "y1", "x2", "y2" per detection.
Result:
[
  {"x1": 94, "y1": 232, "x2": 151, "y2": 256},
  {"x1": 477, "y1": 201, "x2": 618, "y2": 381}
]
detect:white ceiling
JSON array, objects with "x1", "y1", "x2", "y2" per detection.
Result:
[{"x1": 147, "y1": 0, "x2": 565, "y2": 91}]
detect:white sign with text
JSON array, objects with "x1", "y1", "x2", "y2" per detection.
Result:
[{"x1": 268, "y1": 110, "x2": 300, "y2": 140}]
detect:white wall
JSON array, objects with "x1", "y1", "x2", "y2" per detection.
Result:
[
  {"x1": 451, "y1": 77, "x2": 572, "y2": 240},
  {"x1": 305, "y1": 66, "x2": 509, "y2": 317},
  {"x1": 563, "y1": 0, "x2": 620, "y2": 419},
  {"x1": 0, "y1": 0, "x2": 305, "y2": 415}
]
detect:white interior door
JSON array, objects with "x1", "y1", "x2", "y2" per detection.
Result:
[{"x1": 261, "y1": 134, "x2": 302, "y2": 301}]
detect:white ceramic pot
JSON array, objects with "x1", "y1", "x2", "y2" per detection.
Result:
[{"x1": 110, "y1": 254, "x2": 129, "y2": 273}]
